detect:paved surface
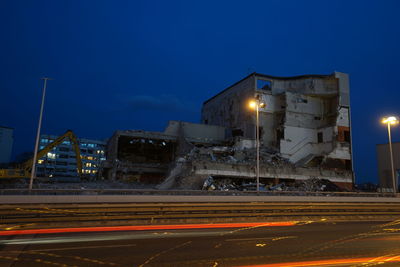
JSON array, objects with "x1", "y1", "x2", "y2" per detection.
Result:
[{"x1": 1, "y1": 219, "x2": 400, "y2": 266}]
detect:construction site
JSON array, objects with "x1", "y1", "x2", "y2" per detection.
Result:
[{"x1": 1, "y1": 72, "x2": 354, "y2": 192}]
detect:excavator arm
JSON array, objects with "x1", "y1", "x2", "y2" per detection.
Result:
[{"x1": 0, "y1": 130, "x2": 83, "y2": 178}]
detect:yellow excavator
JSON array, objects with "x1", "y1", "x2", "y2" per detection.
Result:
[{"x1": 0, "y1": 130, "x2": 83, "y2": 178}]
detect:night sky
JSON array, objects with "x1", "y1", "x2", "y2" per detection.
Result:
[{"x1": 1, "y1": 0, "x2": 400, "y2": 184}]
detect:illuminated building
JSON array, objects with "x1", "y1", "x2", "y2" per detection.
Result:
[{"x1": 36, "y1": 134, "x2": 106, "y2": 177}]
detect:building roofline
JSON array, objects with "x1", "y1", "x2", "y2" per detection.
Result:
[{"x1": 202, "y1": 72, "x2": 334, "y2": 105}]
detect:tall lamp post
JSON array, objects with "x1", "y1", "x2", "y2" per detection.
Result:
[
  {"x1": 249, "y1": 97, "x2": 266, "y2": 192},
  {"x1": 381, "y1": 116, "x2": 399, "y2": 194},
  {"x1": 29, "y1": 77, "x2": 51, "y2": 190}
]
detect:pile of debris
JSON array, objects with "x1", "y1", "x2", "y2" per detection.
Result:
[
  {"x1": 201, "y1": 176, "x2": 343, "y2": 192},
  {"x1": 182, "y1": 146, "x2": 291, "y2": 167}
]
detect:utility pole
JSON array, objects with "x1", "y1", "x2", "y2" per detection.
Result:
[{"x1": 29, "y1": 77, "x2": 51, "y2": 190}]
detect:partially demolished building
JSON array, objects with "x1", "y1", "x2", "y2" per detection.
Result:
[
  {"x1": 101, "y1": 121, "x2": 228, "y2": 183},
  {"x1": 201, "y1": 72, "x2": 353, "y2": 190},
  {"x1": 103, "y1": 72, "x2": 354, "y2": 191}
]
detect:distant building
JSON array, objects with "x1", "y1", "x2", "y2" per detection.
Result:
[
  {"x1": 376, "y1": 143, "x2": 400, "y2": 192},
  {"x1": 0, "y1": 126, "x2": 14, "y2": 164},
  {"x1": 36, "y1": 134, "x2": 106, "y2": 177}
]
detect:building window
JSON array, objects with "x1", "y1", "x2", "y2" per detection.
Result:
[
  {"x1": 47, "y1": 152, "x2": 56, "y2": 159},
  {"x1": 344, "y1": 130, "x2": 351, "y2": 142},
  {"x1": 317, "y1": 132, "x2": 323, "y2": 143}
]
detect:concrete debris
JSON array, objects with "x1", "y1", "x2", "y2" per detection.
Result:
[
  {"x1": 266, "y1": 178, "x2": 343, "y2": 192},
  {"x1": 200, "y1": 177, "x2": 343, "y2": 192},
  {"x1": 181, "y1": 146, "x2": 290, "y2": 167},
  {"x1": 156, "y1": 160, "x2": 188, "y2": 190}
]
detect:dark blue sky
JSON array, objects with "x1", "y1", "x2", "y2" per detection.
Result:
[{"x1": 1, "y1": 0, "x2": 400, "y2": 184}]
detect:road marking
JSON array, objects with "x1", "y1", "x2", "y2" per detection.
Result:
[
  {"x1": 226, "y1": 236, "x2": 297, "y2": 242},
  {"x1": 138, "y1": 241, "x2": 192, "y2": 267}
]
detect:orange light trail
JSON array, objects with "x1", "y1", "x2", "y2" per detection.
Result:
[
  {"x1": 240, "y1": 256, "x2": 400, "y2": 267},
  {"x1": 0, "y1": 221, "x2": 296, "y2": 236}
]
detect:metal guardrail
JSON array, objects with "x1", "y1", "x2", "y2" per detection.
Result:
[{"x1": 0, "y1": 188, "x2": 397, "y2": 198}]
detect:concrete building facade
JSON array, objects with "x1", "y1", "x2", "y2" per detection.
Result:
[
  {"x1": 201, "y1": 72, "x2": 353, "y2": 189},
  {"x1": 0, "y1": 126, "x2": 14, "y2": 164},
  {"x1": 36, "y1": 134, "x2": 106, "y2": 177},
  {"x1": 376, "y1": 142, "x2": 400, "y2": 192}
]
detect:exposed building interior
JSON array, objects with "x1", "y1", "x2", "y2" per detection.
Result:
[{"x1": 200, "y1": 72, "x2": 353, "y2": 190}]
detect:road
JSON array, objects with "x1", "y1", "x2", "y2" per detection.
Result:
[{"x1": 1, "y1": 219, "x2": 400, "y2": 266}]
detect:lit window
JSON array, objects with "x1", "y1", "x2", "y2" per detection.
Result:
[
  {"x1": 39, "y1": 145, "x2": 45, "y2": 150},
  {"x1": 100, "y1": 157, "x2": 106, "y2": 161},
  {"x1": 85, "y1": 162, "x2": 92, "y2": 167},
  {"x1": 38, "y1": 159, "x2": 44, "y2": 164},
  {"x1": 47, "y1": 152, "x2": 56, "y2": 159},
  {"x1": 87, "y1": 156, "x2": 94, "y2": 160}
]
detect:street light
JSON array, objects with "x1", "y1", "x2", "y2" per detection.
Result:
[
  {"x1": 381, "y1": 115, "x2": 399, "y2": 194},
  {"x1": 29, "y1": 77, "x2": 51, "y2": 190},
  {"x1": 249, "y1": 97, "x2": 266, "y2": 192}
]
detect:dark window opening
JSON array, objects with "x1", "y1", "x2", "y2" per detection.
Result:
[
  {"x1": 345, "y1": 160, "x2": 352, "y2": 170},
  {"x1": 257, "y1": 79, "x2": 272, "y2": 91},
  {"x1": 277, "y1": 129, "x2": 284, "y2": 142},
  {"x1": 232, "y1": 128, "x2": 244, "y2": 137},
  {"x1": 314, "y1": 116, "x2": 321, "y2": 120},
  {"x1": 317, "y1": 132, "x2": 323, "y2": 143},
  {"x1": 204, "y1": 119, "x2": 208, "y2": 125},
  {"x1": 344, "y1": 130, "x2": 350, "y2": 142}
]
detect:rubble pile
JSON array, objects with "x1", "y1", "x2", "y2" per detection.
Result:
[
  {"x1": 182, "y1": 146, "x2": 291, "y2": 167},
  {"x1": 201, "y1": 176, "x2": 343, "y2": 192},
  {"x1": 291, "y1": 178, "x2": 343, "y2": 192}
]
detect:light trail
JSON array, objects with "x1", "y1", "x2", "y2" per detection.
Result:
[
  {"x1": 0, "y1": 221, "x2": 297, "y2": 236},
  {"x1": 239, "y1": 256, "x2": 400, "y2": 267}
]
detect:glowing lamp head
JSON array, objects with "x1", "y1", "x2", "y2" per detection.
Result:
[
  {"x1": 248, "y1": 100, "x2": 266, "y2": 110},
  {"x1": 249, "y1": 100, "x2": 257, "y2": 110},
  {"x1": 381, "y1": 116, "x2": 399, "y2": 125}
]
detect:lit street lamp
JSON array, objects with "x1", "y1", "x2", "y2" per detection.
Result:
[
  {"x1": 381, "y1": 116, "x2": 399, "y2": 194},
  {"x1": 29, "y1": 77, "x2": 51, "y2": 190},
  {"x1": 249, "y1": 97, "x2": 266, "y2": 192}
]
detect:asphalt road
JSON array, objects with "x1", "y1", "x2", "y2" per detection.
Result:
[{"x1": 1, "y1": 219, "x2": 400, "y2": 266}]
